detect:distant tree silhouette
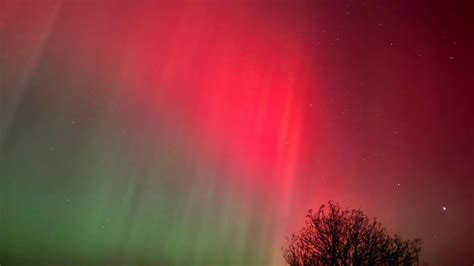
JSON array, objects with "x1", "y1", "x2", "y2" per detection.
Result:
[{"x1": 283, "y1": 201, "x2": 421, "y2": 266}]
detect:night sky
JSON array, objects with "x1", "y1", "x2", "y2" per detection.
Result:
[{"x1": 1, "y1": 1, "x2": 473, "y2": 265}]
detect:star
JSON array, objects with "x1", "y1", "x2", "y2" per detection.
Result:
[{"x1": 442, "y1": 206, "x2": 447, "y2": 211}]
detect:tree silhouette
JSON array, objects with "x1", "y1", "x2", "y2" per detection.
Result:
[{"x1": 283, "y1": 202, "x2": 421, "y2": 266}]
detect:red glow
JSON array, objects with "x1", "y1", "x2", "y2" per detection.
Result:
[{"x1": 118, "y1": 4, "x2": 315, "y2": 200}]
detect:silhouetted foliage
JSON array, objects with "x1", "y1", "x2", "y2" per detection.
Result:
[{"x1": 283, "y1": 202, "x2": 421, "y2": 266}]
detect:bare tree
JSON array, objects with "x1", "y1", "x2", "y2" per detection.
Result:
[{"x1": 283, "y1": 202, "x2": 421, "y2": 266}]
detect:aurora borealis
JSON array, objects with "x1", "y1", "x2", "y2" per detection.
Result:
[{"x1": 1, "y1": 1, "x2": 473, "y2": 265}]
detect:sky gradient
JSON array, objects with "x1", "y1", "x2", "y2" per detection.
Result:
[{"x1": 1, "y1": 1, "x2": 473, "y2": 265}]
